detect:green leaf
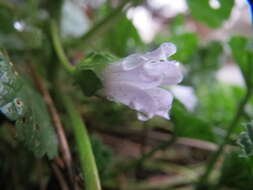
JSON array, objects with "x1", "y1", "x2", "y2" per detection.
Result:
[
  {"x1": 229, "y1": 36, "x2": 253, "y2": 88},
  {"x1": 219, "y1": 151, "x2": 253, "y2": 189},
  {"x1": 170, "y1": 33, "x2": 199, "y2": 62},
  {"x1": 91, "y1": 135, "x2": 114, "y2": 179},
  {"x1": 102, "y1": 15, "x2": 142, "y2": 56},
  {"x1": 172, "y1": 100, "x2": 215, "y2": 142},
  {"x1": 187, "y1": 0, "x2": 234, "y2": 28},
  {"x1": 74, "y1": 69, "x2": 103, "y2": 97},
  {"x1": 74, "y1": 52, "x2": 117, "y2": 96},
  {"x1": 0, "y1": 51, "x2": 58, "y2": 159},
  {"x1": 0, "y1": 4, "x2": 15, "y2": 34}
]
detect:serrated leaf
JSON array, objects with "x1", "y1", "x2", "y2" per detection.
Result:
[
  {"x1": 187, "y1": 0, "x2": 234, "y2": 28},
  {"x1": 15, "y1": 86, "x2": 58, "y2": 159},
  {"x1": 0, "y1": 51, "x2": 58, "y2": 159},
  {"x1": 237, "y1": 122, "x2": 253, "y2": 157}
]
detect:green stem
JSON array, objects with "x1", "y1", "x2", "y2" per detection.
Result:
[
  {"x1": 63, "y1": 95, "x2": 101, "y2": 190},
  {"x1": 66, "y1": 0, "x2": 132, "y2": 48},
  {"x1": 50, "y1": 19, "x2": 74, "y2": 73},
  {"x1": 195, "y1": 89, "x2": 252, "y2": 189}
]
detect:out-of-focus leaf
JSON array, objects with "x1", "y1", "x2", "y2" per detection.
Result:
[
  {"x1": 172, "y1": 100, "x2": 215, "y2": 142},
  {"x1": 196, "y1": 83, "x2": 244, "y2": 127},
  {"x1": 199, "y1": 41, "x2": 223, "y2": 70},
  {"x1": 170, "y1": 33, "x2": 199, "y2": 63},
  {"x1": 91, "y1": 135, "x2": 114, "y2": 179},
  {"x1": 186, "y1": 41, "x2": 223, "y2": 85},
  {"x1": 229, "y1": 36, "x2": 253, "y2": 88},
  {"x1": 237, "y1": 122, "x2": 253, "y2": 157},
  {"x1": 74, "y1": 52, "x2": 117, "y2": 96},
  {"x1": 0, "y1": 4, "x2": 15, "y2": 34},
  {"x1": 187, "y1": 0, "x2": 235, "y2": 28},
  {"x1": 103, "y1": 15, "x2": 142, "y2": 56},
  {"x1": 170, "y1": 14, "x2": 186, "y2": 35},
  {"x1": 219, "y1": 151, "x2": 253, "y2": 189},
  {"x1": 0, "y1": 51, "x2": 58, "y2": 159}
]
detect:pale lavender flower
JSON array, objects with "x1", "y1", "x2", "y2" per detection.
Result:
[{"x1": 99, "y1": 43, "x2": 183, "y2": 121}]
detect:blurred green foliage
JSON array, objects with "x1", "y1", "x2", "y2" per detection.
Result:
[
  {"x1": 0, "y1": 0, "x2": 252, "y2": 189},
  {"x1": 187, "y1": 0, "x2": 235, "y2": 28}
]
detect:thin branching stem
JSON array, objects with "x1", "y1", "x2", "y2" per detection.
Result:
[{"x1": 195, "y1": 88, "x2": 253, "y2": 189}]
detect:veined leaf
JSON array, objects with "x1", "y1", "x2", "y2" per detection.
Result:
[{"x1": 0, "y1": 51, "x2": 58, "y2": 159}]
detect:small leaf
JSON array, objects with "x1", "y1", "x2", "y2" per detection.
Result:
[
  {"x1": 74, "y1": 52, "x2": 118, "y2": 96},
  {"x1": 74, "y1": 69, "x2": 103, "y2": 97}
]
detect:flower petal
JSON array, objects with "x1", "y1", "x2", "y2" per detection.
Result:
[
  {"x1": 102, "y1": 82, "x2": 156, "y2": 120},
  {"x1": 161, "y1": 61, "x2": 183, "y2": 85},
  {"x1": 105, "y1": 53, "x2": 144, "y2": 73},
  {"x1": 102, "y1": 82, "x2": 173, "y2": 121},
  {"x1": 142, "y1": 60, "x2": 183, "y2": 85},
  {"x1": 144, "y1": 43, "x2": 177, "y2": 60},
  {"x1": 102, "y1": 64, "x2": 163, "y2": 89},
  {"x1": 145, "y1": 88, "x2": 173, "y2": 120}
]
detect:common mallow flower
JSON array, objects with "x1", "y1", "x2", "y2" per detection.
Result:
[{"x1": 98, "y1": 43, "x2": 183, "y2": 121}]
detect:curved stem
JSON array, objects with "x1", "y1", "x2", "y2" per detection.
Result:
[
  {"x1": 63, "y1": 95, "x2": 101, "y2": 190},
  {"x1": 195, "y1": 89, "x2": 252, "y2": 189},
  {"x1": 50, "y1": 19, "x2": 74, "y2": 73}
]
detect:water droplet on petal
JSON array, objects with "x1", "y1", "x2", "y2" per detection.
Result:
[
  {"x1": 122, "y1": 54, "x2": 143, "y2": 71},
  {"x1": 137, "y1": 112, "x2": 152, "y2": 121}
]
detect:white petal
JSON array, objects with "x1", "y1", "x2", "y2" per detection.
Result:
[
  {"x1": 161, "y1": 61, "x2": 183, "y2": 85},
  {"x1": 170, "y1": 85, "x2": 198, "y2": 111},
  {"x1": 103, "y1": 64, "x2": 163, "y2": 89},
  {"x1": 105, "y1": 54, "x2": 144, "y2": 73},
  {"x1": 144, "y1": 43, "x2": 177, "y2": 60},
  {"x1": 145, "y1": 88, "x2": 173, "y2": 119},
  {"x1": 142, "y1": 60, "x2": 183, "y2": 85},
  {"x1": 102, "y1": 82, "x2": 156, "y2": 120}
]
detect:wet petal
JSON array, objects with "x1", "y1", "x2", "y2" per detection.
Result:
[
  {"x1": 102, "y1": 82, "x2": 156, "y2": 120},
  {"x1": 144, "y1": 43, "x2": 177, "y2": 60},
  {"x1": 161, "y1": 61, "x2": 183, "y2": 85},
  {"x1": 103, "y1": 64, "x2": 163, "y2": 89},
  {"x1": 145, "y1": 88, "x2": 173, "y2": 119},
  {"x1": 105, "y1": 53, "x2": 144, "y2": 73}
]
